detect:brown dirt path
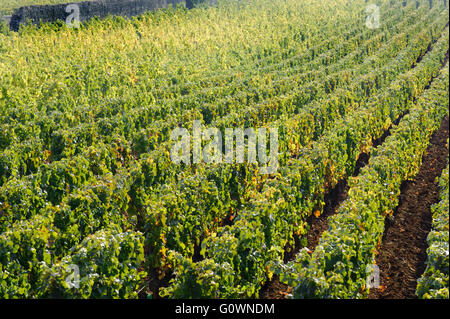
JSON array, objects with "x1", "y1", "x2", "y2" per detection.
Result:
[
  {"x1": 369, "y1": 116, "x2": 449, "y2": 299},
  {"x1": 259, "y1": 114, "x2": 406, "y2": 299}
]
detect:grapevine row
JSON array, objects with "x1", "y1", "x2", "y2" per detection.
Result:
[
  {"x1": 416, "y1": 154, "x2": 449, "y2": 299},
  {"x1": 284, "y1": 61, "x2": 449, "y2": 298}
]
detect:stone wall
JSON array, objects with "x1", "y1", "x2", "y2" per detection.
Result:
[{"x1": 10, "y1": 0, "x2": 190, "y2": 31}]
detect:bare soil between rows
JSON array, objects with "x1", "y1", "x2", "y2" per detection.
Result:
[
  {"x1": 260, "y1": 47, "x2": 449, "y2": 299},
  {"x1": 368, "y1": 116, "x2": 449, "y2": 299},
  {"x1": 259, "y1": 113, "x2": 406, "y2": 299}
]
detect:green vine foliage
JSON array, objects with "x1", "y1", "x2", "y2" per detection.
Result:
[
  {"x1": 286, "y1": 62, "x2": 449, "y2": 299},
  {"x1": 0, "y1": 0, "x2": 449, "y2": 298}
]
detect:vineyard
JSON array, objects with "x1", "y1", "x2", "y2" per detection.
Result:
[{"x1": 0, "y1": 0, "x2": 449, "y2": 300}]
